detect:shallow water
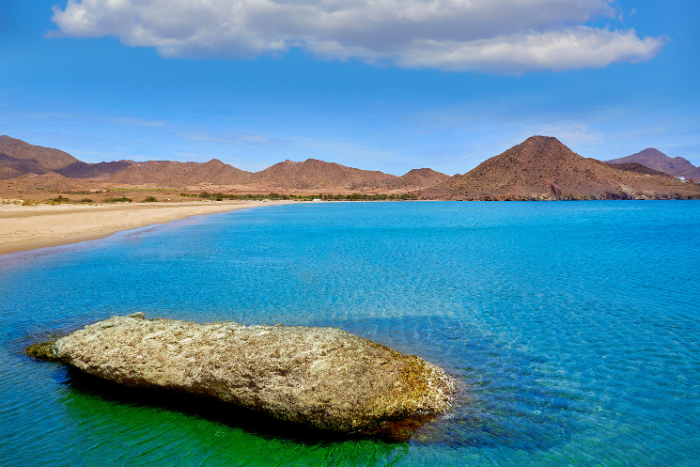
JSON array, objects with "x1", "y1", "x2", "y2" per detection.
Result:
[{"x1": 1, "y1": 201, "x2": 699, "y2": 466}]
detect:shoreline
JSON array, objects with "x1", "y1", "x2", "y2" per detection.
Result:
[{"x1": 0, "y1": 200, "x2": 294, "y2": 257}]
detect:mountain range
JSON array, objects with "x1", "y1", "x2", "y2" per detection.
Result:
[
  {"x1": 424, "y1": 136, "x2": 698, "y2": 200},
  {"x1": 606, "y1": 148, "x2": 700, "y2": 180},
  {"x1": 0, "y1": 135, "x2": 446, "y2": 191},
  {"x1": 1, "y1": 135, "x2": 698, "y2": 200}
]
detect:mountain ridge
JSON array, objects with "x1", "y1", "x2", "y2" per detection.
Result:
[
  {"x1": 426, "y1": 136, "x2": 699, "y2": 200},
  {"x1": 1, "y1": 135, "x2": 698, "y2": 200},
  {"x1": 0, "y1": 136, "x2": 449, "y2": 191},
  {"x1": 606, "y1": 148, "x2": 700, "y2": 180}
]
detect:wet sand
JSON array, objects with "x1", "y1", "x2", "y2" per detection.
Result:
[{"x1": 0, "y1": 200, "x2": 294, "y2": 256}]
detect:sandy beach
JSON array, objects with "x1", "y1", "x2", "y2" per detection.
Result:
[{"x1": 0, "y1": 200, "x2": 294, "y2": 256}]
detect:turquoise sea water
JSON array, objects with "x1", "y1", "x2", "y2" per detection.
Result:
[{"x1": 1, "y1": 201, "x2": 699, "y2": 466}]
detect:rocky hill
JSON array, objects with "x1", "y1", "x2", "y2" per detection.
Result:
[
  {"x1": 108, "y1": 159, "x2": 252, "y2": 185},
  {"x1": 607, "y1": 148, "x2": 700, "y2": 179},
  {"x1": 428, "y1": 136, "x2": 700, "y2": 200},
  {"x1": 0, "y1": 152, "x2": 52, "y2": 178},
  {"x1": 0, "y1": 136, "x2": 79, "y2": 173},
  {"x1": 603, "y1": 162, "x2": 668, "y2": 177},
  {"x1": 59, "y1": 160, "x2": 134, "y2": 179},
  {"x1": 248, "y1": 158, "x2": 397, "y2": 190},
  {"x1": 388, "y1": 168, "x2": 450, "y2": 190}
]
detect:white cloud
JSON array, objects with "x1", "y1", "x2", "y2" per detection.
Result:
[{"x1": 50, "y1": 0, "x2": 666, "y2": 73}]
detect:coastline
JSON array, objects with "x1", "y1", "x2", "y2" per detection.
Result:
[{"x1": 0, "y1": 200, "x2": 294, "y2": 257}]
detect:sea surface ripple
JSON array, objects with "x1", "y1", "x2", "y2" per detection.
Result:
[{"x1": 1, "y1": 201, "x2": 699, "y2": 466}]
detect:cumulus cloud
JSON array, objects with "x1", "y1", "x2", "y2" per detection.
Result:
[{"x1": 50, "y1": 0, "x2": 666, "y2": 73}]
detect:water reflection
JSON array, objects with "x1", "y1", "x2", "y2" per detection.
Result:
[{"x1": 58, "y1": 368, "x2": 410, "y2": 467}]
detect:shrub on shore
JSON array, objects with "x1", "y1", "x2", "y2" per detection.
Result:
[
  {"x1": 104, "y1": 196, "x2": 132, "y2": 203},
  {"x1": 143, "y1": 196, "x2": 158, "y2": 203}
]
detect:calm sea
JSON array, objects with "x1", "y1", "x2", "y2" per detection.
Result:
[{"x1": 1, "y1": 201, "x2": 699, "y2": 466}]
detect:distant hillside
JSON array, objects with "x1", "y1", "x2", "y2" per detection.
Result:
[
  {"x1": 108, "y1": 159, "x2": 252, "y2": 185},
  {"x1": 59, "y1": 160, "x2": 134, "y2": 179},
  {"x1": 0, "y1": 152, "x2": 51, "y2": 178},
  {"x1": 388, "y1": 168, "x2": 450, "y2": 190},
  {"x1": 0, "y1": 135, "x2": 79, "y2": 172},
  {"x1": 2, "y1": 135, "x2": 698, "y2": 198},
  {"x1": 249, "y1": 159, "x2": 398, "y2": 190},
  {"x1": 607, "y1": 148, "x2": 700, "y2": 179},
  {"x1": 0, "y1": 166, "x2": 26, "y2": 180},
  {"x1": 0, "y1": 136, "x2": 439, "y2": 190},
  {"x1": 3, "y1": 171, "x2": 90, "y2": 192},
  {"x1": 604, "y1": 162, "x2": 668, "y2": 177},
  {"x1": 428, "y1": 136, "x2": 700, "y2": 200}
]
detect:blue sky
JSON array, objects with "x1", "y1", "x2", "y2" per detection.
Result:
[{"x1": 1, "y1": 0, "x2": 697, "y2": 175}]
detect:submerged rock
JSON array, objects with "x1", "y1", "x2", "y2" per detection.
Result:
[
  {"x1": 25, "y1": 340, "x2": 57, "y2": 359},
  {"x1": 37, "y1": 313, "x2": 456, "y2": 440}
]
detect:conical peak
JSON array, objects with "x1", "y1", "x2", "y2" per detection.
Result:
[
  {"x1": 520, "y1": 135, "x2": 566, "y2": 148},
  {"x1": 524, "y1": 135, "x2": 561, "y2": 143},
  {"x1": 508, "y1": 135, "x2": 577, "y2": 162}
]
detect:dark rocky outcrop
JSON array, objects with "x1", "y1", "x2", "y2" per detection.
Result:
[{"x1": 29, "y1": 313, "x2": 456, "y2": 441}]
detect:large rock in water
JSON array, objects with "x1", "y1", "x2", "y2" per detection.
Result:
[{"x1": 48, "y1": 313, "x2": 456, "y2": 440}]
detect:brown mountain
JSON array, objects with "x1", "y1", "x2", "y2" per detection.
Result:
[
  {"x1": 0, "y1": 135, "x2": 79, "y2": 172},
  {"x1": 603, "y1": 162, "x2": 668, "y2": 177},
  {"x1": 3, "y1": 135, "x2": 698, "y2": 198},
  {"x1": 388, "y1": 168, "x2": 450, "y2": 190},
  {"x1": 0, "y1": 152, "x2": 52, "y2": 178},
  {"x1": 109, "y1": 159, "x2": 252, "y2": 185},
  {"x1": 4, "y1": 171, "x2": 90, "y2": 192},
  {"x1": 249, "y1": 159, "x2": 397, "y2": 189},
  {"x1": 0, "y1": 137, "x2": 399, "y2": 189},
  {"x1": 606, "y1": 148, "x2": 698, "y2": 177},
  {"x1": 0, "y1": 166, "x2": 26, "y2": 180},
  {"x1": 0, "y1": 135, "x2": 133, "y2": 180},
  {"x1": 429, "y1": 136, "x2": 700, "y2": 200},
  {"x1": 59, "y1": 160, "x2": 134, "y2": 179}
]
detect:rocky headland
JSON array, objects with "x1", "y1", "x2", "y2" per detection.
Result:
[{"x1": 28, "y1": 313, "x2": 456, "y2": 441}]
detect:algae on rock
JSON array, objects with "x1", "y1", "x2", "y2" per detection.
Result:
[{"x1": 25, "y1": 341, "x2": 57, "y2": 359}]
